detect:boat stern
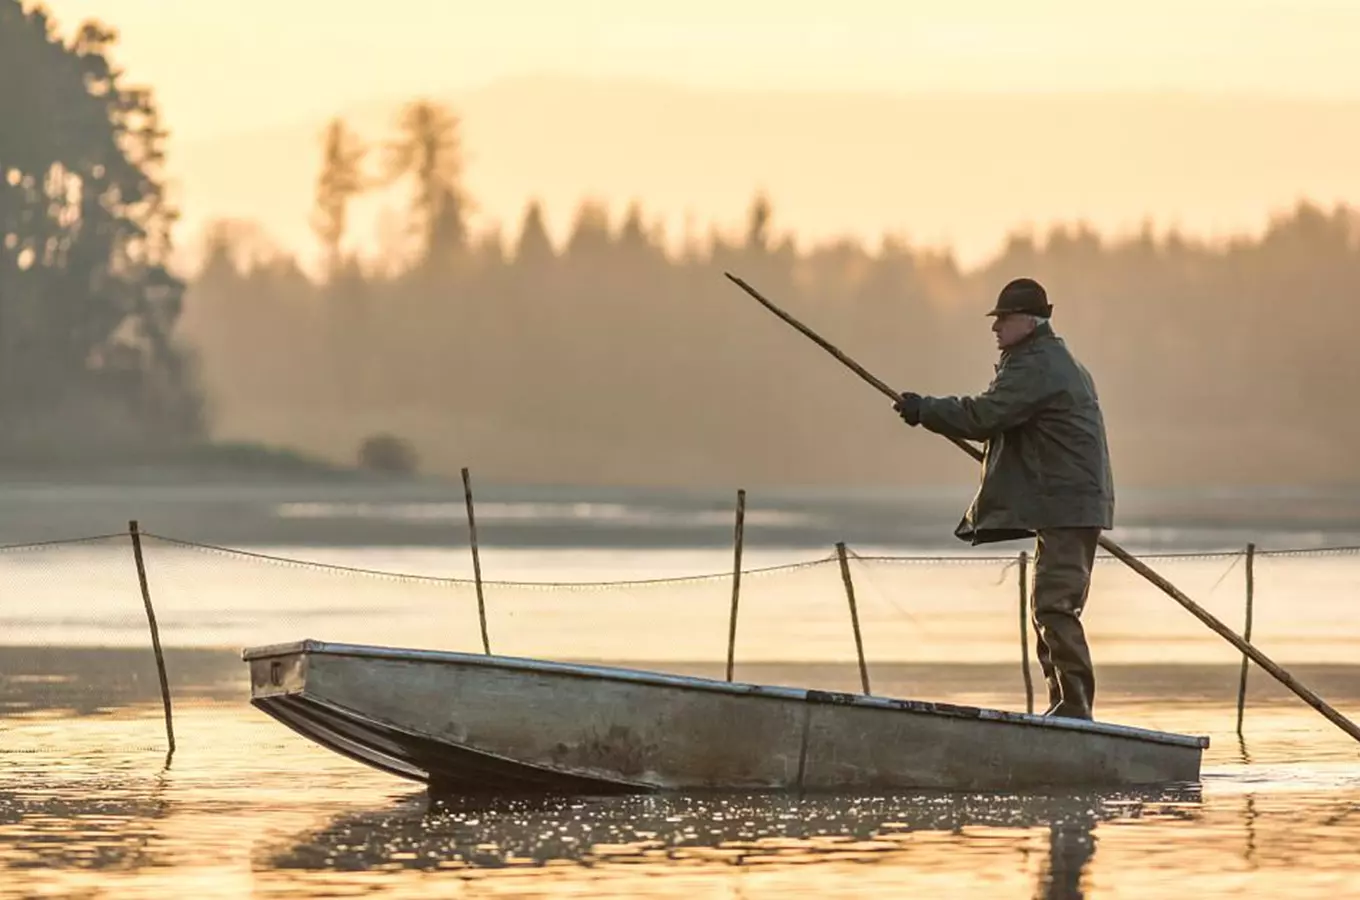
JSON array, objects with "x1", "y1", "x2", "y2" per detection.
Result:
[
  {"x1": 240, "y1": 639, "x2": 437, "y2": 784},
  {"x1": 238, "y1": 639, "x2": 649, "y2": 793},
  {"x1": 243, "y1": 640, "x2": 315, "y2": 699}
]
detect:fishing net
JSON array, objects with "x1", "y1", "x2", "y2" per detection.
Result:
[
  {"x1": 4, "y1": 531, "x2": 1358, "y2": 666},
  {"x1": 2, "y1": 526, "x2": 1359, "y2": 755}
]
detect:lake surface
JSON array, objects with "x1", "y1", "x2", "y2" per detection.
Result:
[
  {"x1": 3, "y1": 532, "x2": 1360, "y2": 897},
  {"x1": 4, "y1": 658, "x2": 1360, "y2": 899}
]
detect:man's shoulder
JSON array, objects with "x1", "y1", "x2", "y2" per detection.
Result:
[
  {"x1": 1037, "y1": 333, "x2": 1104, "y2": 400},
  {"x1": 1032, "y1": 331, "x2": 1087, "y2": 368},
  {"x1": 1002, "y1": 331, "x2": 1097, "y2": 392}
]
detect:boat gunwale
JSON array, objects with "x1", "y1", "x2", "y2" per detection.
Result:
[{"x1": 242, "y1": 638, "x2": 1210, "y2": 750}]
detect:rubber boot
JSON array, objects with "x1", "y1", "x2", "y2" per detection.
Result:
[{"x1": 1048, "y1": 672, "x2": 1094, "y2": 720}]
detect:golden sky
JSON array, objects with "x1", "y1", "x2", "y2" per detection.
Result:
[
  {"x1": 41, "y1": 1, "x2": 1360, "y2": 137},
  {"x1": 34, "y1": 1, "x2": 1360, "y2": 270}
]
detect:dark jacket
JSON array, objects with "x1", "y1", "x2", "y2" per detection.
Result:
[{"x1": 917, "y1": 323, "x2": 1114, "y2": 544}]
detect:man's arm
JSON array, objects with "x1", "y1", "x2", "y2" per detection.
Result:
[{"x1": 907, "y1": 355, "x2": 1057, "y2": 441}]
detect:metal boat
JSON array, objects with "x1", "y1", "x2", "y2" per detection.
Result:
[{"x1": 243, "y1": 639, "x2": 1208, "y2": 795}]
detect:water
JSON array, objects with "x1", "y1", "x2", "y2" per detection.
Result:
[
  {"x1": 3, "y1": 537, "x2": 1360, "y2": 897},
  {"x1": 4, "y1": 653, "x2": 1360, "y2": 898}
]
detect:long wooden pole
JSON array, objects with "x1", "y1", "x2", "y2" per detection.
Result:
[
  {"x1": 835, "y1": 542, "x2": 871, "y2": 695},
  {"x1": 1019, "y1": 550, "x2": 1034, "y2": 714},
  {"x1": 725, "y1": 271, "x2": 1360, "y2": 744},
  {"x1": 726, "y1": 489, "x2": 746, "y2": 682},
  {"x1": 461, "y1": 467, "x2": 491, "y2": 655},
  {"x1": 129, "y1": 520, "x2": 175, "y2": 758},
  {"x1": 1236, "y1": 542, "x2": 1256, "y2": 735}
]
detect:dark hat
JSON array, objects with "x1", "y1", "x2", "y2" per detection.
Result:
[{"x1": 986, "y1": 277, "x2": 1052, "y2": 317}]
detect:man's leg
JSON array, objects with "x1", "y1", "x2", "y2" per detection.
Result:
[
  {"x1": 1029, "y1": 538, "x2": 1062, "y2": 713},
  {"x1": 1033, "y1": 527, "x2": 1101, "y2": 719}
]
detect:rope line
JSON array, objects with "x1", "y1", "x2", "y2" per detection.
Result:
[
  {"x1": 141, "y1": 532, "x2": 838, "y2": 589},
  {"x1": 0, "y1": 533, "x2": 126, "y2": 553}
]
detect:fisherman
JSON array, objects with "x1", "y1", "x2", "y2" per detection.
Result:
[{"x1": 892, "y1": 278, "x2": 1113, "y2": 720}]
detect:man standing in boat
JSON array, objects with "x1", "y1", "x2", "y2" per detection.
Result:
[{"x1": 892, "y1": 278, "x2": 1114, "y2": 721}]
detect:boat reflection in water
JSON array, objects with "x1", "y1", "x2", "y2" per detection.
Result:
[{"x1": 265, "y1": 784, "x2": 1202, "y2": 898}]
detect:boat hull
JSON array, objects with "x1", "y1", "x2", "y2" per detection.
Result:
[{"x1": 244, "y1": 640, "x2": 1207, "y2": 795}]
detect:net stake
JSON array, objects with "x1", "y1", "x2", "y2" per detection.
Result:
[
  {"x1": 1236, "y1": 542, "x2": 1256, "y2": 735},
  {"x1": 129, "y1": 520, "x2": 175, "y2": 760},
  {"x1": 836, "y1": 542, "x2": 871, "y2": 695},
  {"x1": 462, "y1": 467, "x2": 491, "y2": 655},
  {"x1": 1019, "y1": 550, "x2": 1034, "y2": 714},
  {"x1": 725, "y1": 489, "x2": 746, "y2": 682}
]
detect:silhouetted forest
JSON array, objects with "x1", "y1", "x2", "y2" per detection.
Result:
[
  {"x1": 0, "y1": 2, "x2": 203, "y2": 459},
  {"x1": 179, "y1": 93, "x2": 1360, "y2": 487}
]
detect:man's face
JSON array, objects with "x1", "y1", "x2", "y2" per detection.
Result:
[{"x1": 991, "y1": 313, "x2": 1035, "y2": 350}]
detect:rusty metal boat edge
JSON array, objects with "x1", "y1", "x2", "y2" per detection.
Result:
[{"x1": 242, "y1": 639, "x2": 1210, "y2": 796}]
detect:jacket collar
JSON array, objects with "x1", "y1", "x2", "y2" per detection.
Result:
[
  {"x1": 1000, "y1": 321, "x2": 1054, "y2": 360},
  {"x1": 1027, "y1": 321, "x2": 1055, "y2": 343}
]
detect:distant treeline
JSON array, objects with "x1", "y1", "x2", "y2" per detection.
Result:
[{"x1": 181, "y1": 98, "x2": 1360, "y2": 486}]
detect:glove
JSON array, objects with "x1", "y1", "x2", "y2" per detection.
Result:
[{"x1": 893, "y1": 391, "x2": 922, "y2": 426}]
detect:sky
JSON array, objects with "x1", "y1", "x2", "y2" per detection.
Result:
[
  {"x1": 38, "y1": 0, "x2": 1360, "y2": 141},
  {"x1": 32, "y1": 1, "x2": 1360, "y2": 270}
]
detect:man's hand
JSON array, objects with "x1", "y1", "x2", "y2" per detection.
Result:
[{"x1": 893, "y1": 391, "x2": 922, "y2": 426}]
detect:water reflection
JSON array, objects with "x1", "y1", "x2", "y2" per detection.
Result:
[
  {"x1": 264, "y1": 785, "x2": 1201, "y2": 898},
  {"x1": 1243, "y1": 794, "x2": 1258, "y2": 869},
  {"x1": 1035, "y1": 804, "x2": 1097, "y2": 899},
  {"x1": 0, "y1": 767, "x2": 171, "y2": 874}
]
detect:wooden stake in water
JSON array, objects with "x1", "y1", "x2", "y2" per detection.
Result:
[
  {"x1": 725, "y1": 489, "x2": 746, "y2": 682},
  {"x1": 1236, "y1": 542, "x2": 1256, "y2": 735},
  {"x1": 1019, "y1": 550, "x2": 1034, "y2": 714},
  {"x1": 836, "y1": 542, "x2": 871, "y2": 695},
  {"x1": 129, "y1": 520, "x2": 175, "y2": 758},
  {"x1": 461, "y1": 467, "x2": 491, "y2": 655}
]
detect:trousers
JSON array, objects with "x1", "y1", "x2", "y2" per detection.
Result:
[{"x1": 1032, "y1": 527, "x2": 1101, "y2": 719}]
